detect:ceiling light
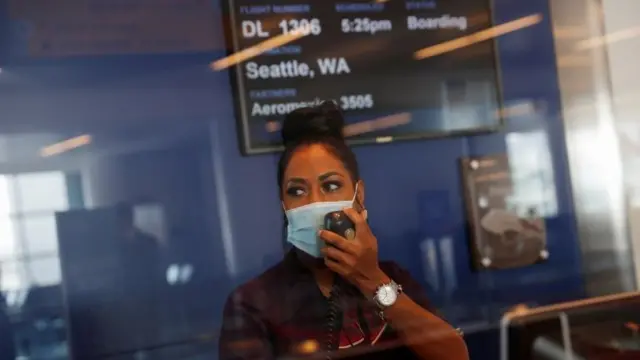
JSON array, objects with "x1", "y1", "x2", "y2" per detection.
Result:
[
  {"x1": 575, "y1": 26, "x2": 640, "y2": 50},
  {"x1": 414, "y1": 14, "x2": 543, "y2": 60},
  {"x1": 40, "y1": 135, "x2": 92, "y2": 157},
  {"x1": 211, "y1": 28, "x2": 308, "y2": 71}
]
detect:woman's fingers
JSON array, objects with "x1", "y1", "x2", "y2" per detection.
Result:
[{"x1": 319, "y1": 230, "x2": 357, "y2": 255}]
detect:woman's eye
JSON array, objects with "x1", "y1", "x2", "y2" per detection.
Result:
[
  {"x1": 286, "y1": 187, "x2": 305, "y2": 197},
  {"x1": 323, "y1": 182, "x2": 342, "y2": 193}
]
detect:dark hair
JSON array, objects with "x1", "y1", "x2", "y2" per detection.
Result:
[{"x1": 277, "y1": 101, "x2": 360, "y2": 195}]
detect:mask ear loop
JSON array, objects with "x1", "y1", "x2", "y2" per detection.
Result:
[
  {"x1": 353, "y1": 182, "x2": 368, "y2": 220},
  {"x1": 352, "y1": 183, "x2": 359, "y2": 203}
]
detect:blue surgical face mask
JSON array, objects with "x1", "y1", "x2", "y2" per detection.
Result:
[{"x1": 284, "y1": 185, "x2": 358, "y2": 258}]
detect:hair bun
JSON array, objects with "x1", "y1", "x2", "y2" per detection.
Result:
[{"x1": 281, "y1": 101, "x2": 345, "y2": 145}]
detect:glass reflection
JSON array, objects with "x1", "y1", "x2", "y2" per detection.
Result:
[
  {"x1": 506, "y1": 131, "x2": 558, "y2": 218},
  {"x1": 0, "y1": 0, "x2": 639, "y2": 358}
]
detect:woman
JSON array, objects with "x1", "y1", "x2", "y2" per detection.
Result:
[{"x1": 219, "y1": 102, "x2": 468, "y2": 360}]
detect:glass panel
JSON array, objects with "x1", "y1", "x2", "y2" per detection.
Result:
[
  {"x1": 0, "y1": 175, "x2": 13, "y2": 215},
  {"x1": 0, "y1": 261, "x2": 27, "y2": 293},
  {"x1": 3, "y1": 0, "x2": 640, "y2": 359},
  {"x1": 22, "y1": 214, "x2": 59, "y2": 255},
  {"x1": 14, "y1": 172, "x2": 69, "y2": 213},
  {"x1": 0, "y1": 175, "x2": 20, "y2": 216},
  {"x1": 0, "y1": 217, "x2": 22, "y2": 261},
  {"x1": 28, "y1": 257, "x2": 62, "y2": 287}
]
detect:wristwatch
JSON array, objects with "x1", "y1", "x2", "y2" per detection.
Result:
[{"x1": 373, "y1": 280, "x2": 402, "y2": 319}]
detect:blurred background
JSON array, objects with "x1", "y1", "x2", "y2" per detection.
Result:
[{"x1": 0, "y1": 0, "x2": 639, "y2": 359}]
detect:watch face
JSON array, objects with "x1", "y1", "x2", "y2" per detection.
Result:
[{"x1": 377, "y1": 285, "x2": 398, "y2": 307}]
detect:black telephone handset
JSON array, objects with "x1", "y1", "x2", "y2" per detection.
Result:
[
  {"x1": 324, "y1": 211, "x2": 356, "y2": 241},
  {"x1": 323, "y1": 211, "x2": 371, "y2": 358}
]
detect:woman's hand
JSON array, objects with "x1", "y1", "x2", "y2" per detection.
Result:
[
  {"x1": 319, "y1": 207, "x2": 390, "y2": 296},
  {"x1": 320, "y1": 209, "x2": 469, "y2": 360}
]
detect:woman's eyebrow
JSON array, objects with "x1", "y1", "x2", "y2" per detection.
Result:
[
  {"x1": 318, "y1": 171, "x2": 342, "y2": 181},
  {"x1": 286, "y1": 177, "x2": 306, "y2": 185}
]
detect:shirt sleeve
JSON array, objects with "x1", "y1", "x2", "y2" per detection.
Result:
[{"x1": 218, "y1": 291, "x2": 275, "y2": 360}]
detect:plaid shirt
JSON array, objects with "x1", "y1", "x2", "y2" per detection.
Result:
[{"x1": 219, "y1": 251, "x2": 437, "y2": 360}]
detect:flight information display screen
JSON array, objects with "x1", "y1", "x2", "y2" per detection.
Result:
[{"x1": 222, "y1": 0, "x2": 502, "y2": 155}]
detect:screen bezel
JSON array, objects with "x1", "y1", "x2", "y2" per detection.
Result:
[{"x1": 220, "y1": 0, "x2": 506, "y2": 156}]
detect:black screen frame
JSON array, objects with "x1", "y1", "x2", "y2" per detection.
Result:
[{"x1": 220, "y1": 0, "x2": 506, "y2": 156}]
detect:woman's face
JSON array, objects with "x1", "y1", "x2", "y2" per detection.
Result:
[{"x1": 282, "y1": 143, "x2": 364, "y2": 211}]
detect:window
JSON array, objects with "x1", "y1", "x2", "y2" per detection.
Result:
[
  {"x1": 506, "y1": 131, "x2": 559, "y2": 218},
  {"x1": 0, "y1": 171, "x2": 70, "y2": 297}
]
